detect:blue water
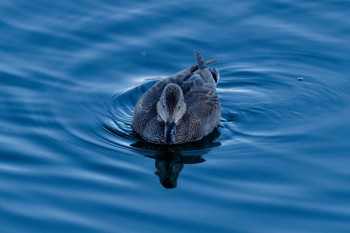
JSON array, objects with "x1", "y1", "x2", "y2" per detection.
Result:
[{"x1": 1, "y1": 0, "x2": 350, "y2": 232}]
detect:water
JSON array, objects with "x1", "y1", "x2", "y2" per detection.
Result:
[{"x1": 1, "y1": 0, "x2": 350, "y2": 232}]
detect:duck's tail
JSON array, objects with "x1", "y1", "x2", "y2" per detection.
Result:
[
  {"x1": 188, "y1": 58, "x2": 218, "y2": 73},
  {"x1": 175, "y1": 51, "x2": 219, "y2": 83},
  {"x1": 195, "y1": 51, "x2": 207, "y2": 70},
  {"x1": 194, "y1": 51, "x2": 220, "y2": 85}
]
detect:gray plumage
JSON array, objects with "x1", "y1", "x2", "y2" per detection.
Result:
[{"x1": 132, "y1": 51, "x2": 221, "y2": 144}]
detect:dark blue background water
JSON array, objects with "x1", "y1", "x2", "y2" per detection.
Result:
[{"x1": 1, "y1": 0, "x2": 350, "y2": 232}]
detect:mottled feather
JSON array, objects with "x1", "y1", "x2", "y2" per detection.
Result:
[{"x1": 132, "y1": 51, "x2": 221, "y2": 144}]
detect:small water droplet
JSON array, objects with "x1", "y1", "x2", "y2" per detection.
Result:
[{"x1": 297, "y1": 77, "x2": 304, "y2": 81}]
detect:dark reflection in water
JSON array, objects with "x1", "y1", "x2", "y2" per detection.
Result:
[
  {"x1": 152, "y1": 151, "x2": 202, "y2": 189},
  {"x1": 131, "y1": 129, "x2": 221, "y2": 188}
]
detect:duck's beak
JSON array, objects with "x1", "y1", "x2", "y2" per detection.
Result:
[{"x1": 164, "y1": 122, "x2": 175, "y2": 144}]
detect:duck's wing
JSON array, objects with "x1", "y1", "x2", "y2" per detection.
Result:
[
  {"x1": 179, "y1": 73, "x2": 204, "y2": 93},
  {"x1": 174, "y1": 86, "x2": 220, "y2": 142},
  {"x1": 179, "y1": 71, "x2": 217, "y2": 94},
  {"x1": 185, "y1": 87, "x2": 220, "y2": 117}
]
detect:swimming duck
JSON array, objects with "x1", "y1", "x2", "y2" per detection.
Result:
[{"x1": 132, "y1": 51, "x2": 221, "y2": 144}]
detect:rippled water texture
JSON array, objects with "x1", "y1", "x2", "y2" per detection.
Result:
[{"x1": 1, "y1": 0, "x2": 350, "y2": 232}]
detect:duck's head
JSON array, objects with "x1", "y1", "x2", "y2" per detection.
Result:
[{"x1": 157, "y1": 83, "x2": 187, "y2": 144}]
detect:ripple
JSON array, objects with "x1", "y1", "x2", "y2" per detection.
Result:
[
  {"x1": 2, "y1": 0, "x2": 350, "y2": 232},
  {"x1": 102, "y1": 79, "x2": 222, "y2": 153},
  {"x1": 216, "y1": 62, "x2": 348, "y2": 149},
  {"x1": 82, "y1": 56, "x2": 348, "y2": 156}
]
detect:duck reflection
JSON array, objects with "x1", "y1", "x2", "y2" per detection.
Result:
[
  {"x1": 151, "y1": 150, "x2": 204, "y2": 188},
  {"x1": 131, "y1": 129, "x2": 221, "y2": 189}
]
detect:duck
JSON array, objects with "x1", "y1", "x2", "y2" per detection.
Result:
[{"x1": 132, "y1": 51, "x2": 221, "y2": 144}]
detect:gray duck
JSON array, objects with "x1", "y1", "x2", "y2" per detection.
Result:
[{"x1": 132, "y1": 51, "x2": 221, "y2": 144}]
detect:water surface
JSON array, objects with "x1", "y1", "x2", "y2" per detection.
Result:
[{"x1": 1, "y1": 0, "x2": 350, "y2": 232}]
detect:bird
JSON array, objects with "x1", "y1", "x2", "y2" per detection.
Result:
[{"x1": 132, "y1": 51, "x2": 221, "y2": 145}]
